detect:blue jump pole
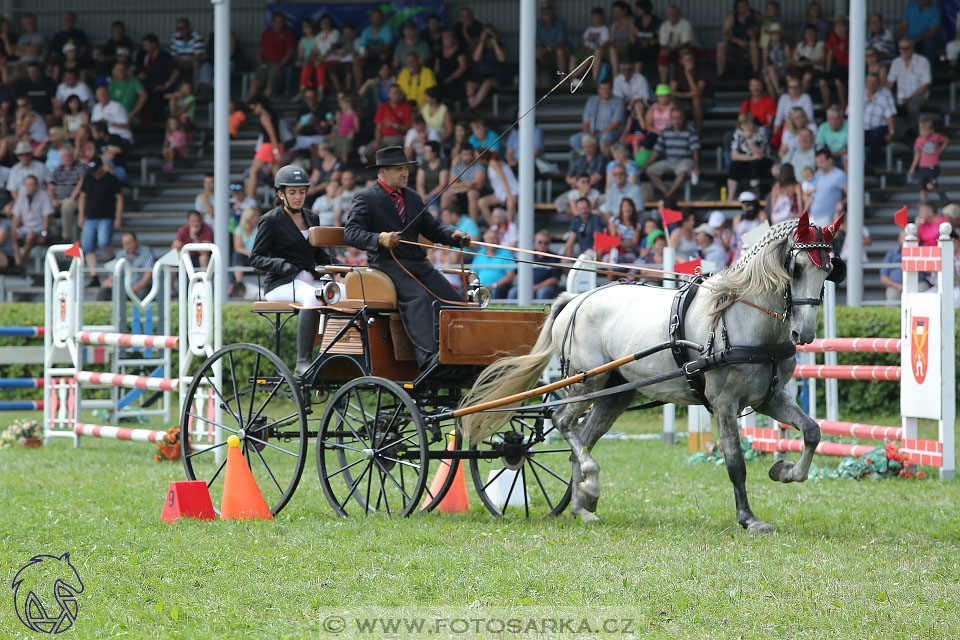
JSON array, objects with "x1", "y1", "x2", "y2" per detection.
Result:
[
  {"x1": 0, "y1": 400, "x2": 44, "y2": 410},
  {"x1": 0, "y1": 326, "x2": 44, "y2": 338},
  {"x1": 0, "y1": 378, "x2": 44, "y2": 389}
]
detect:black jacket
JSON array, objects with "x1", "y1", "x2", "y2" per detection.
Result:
[
  {"x1": 344, "y1": 183, "x2": 458, "y2": 262},
  {"x1": 250, "y1": 207, "x2": 333, "y2": 293}
]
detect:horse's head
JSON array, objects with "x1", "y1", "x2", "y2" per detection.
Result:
[{"x1": 786, "y1": 210, "x2": 845, "y2": 345}]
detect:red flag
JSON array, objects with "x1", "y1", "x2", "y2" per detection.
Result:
[
  {"x1": 660, "y1": 207, "x2": 683, "y2": 226},
  {"x1": 64, "y1": 242, "x2": 82, "y2": 258},
  {"x1": 593, "y1": 231, "x2": 620, "y2": 254},
  {"x1": 674, "y1": 258, "x2": 702, "y2": 275},
  {"x1": 894, "y1": 206, "x2": 908, "y2": 228}
]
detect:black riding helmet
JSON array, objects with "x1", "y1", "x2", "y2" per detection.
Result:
[{"x1": 274, "y1": 165, "x2": 310, "y2": 189}]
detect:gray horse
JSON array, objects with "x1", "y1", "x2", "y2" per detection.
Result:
[{"x1": 462, "y1": 213, "x2": 845, "y2": 533}]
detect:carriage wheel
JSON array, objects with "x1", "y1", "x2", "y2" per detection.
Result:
[
  {"x1": 469, "y1": 408, "x2": 573, "y2": 518},
  {"x1": 181, "y1": 343, "x2": 308, "y2": 516},
  {"x1": 316, "y1": 377, "x2": 429, "y2": 517},
  {"x1": 420, "y1": 426, "x2": 462, "y2": 513}
]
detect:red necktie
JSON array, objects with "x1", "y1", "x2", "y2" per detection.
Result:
[{"x1": 390, "y1": 189, "x2": 406, "y2": 223}]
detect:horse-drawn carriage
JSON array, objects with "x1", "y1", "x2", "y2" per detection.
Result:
[{"x1": 179, "y1": 226, "x2": 574, "y2": 518}]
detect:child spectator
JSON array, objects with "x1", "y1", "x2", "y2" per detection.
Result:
[
  {"x1": 570, "y1": 7, "x2": 610, "y2": 84},
  {"x1": 762, "y1": 25, "x2": 790, "y2": 96},
  {"x1": 162, "y1": 116, "x2": 186, "y2": 171},
  {"x1": 296, "y1": 18, "x2": 321, "y2": 95},
  {"x1": 167, "y1": 81, "x2": 196, "y2": 129},
  {"x1": 327, "y1": 93, "x2": 358, "y2": 163},
  {"x1": 908, "y1": 116, "x2": 950, "y2": 202},
  {"x1": 915, "y1": 202, "x2": 946, "y2": 247},
  {"x1": 621, "y1": 98, "x2": 650, "y2": 166},
  {"x1": 822, "y1": 16, "x2": 849, "y2": 108},
  {"x1": 758, "y1": 1, "x2": 782, "y2": 49},
  {"x1": 800, "y1": 166, "x2": 816, "y2": 207},
  {"x1": 605, "y1": 143, "x2": 639, "y2": 189},
  {"x1": 63, "y1": 94, "x2": 89, "y2": 145}
]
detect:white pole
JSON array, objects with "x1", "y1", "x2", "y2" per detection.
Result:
[
  {"x1": 846, "y1": 0, "x2": 866, "y2": 306},
  {"x1": 824, "y1": 281, "x2": 838, "y2": 421},
  {"x1": 937, "y1": 222, "x2": 955, "y2": 479},
  {"x1": 211, "y1": 0, "x2": 231, "y2": 300},
  {"x1": 516, "y1": 0, "x2": 536, "y2": 305},
  {"x1": 662, "y1": 246, "x2": 675, "y2": 444}
]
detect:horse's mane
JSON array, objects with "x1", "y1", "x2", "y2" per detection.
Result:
[{"x1": 704, "y1": 219, "x2": 798, "y2": 319}]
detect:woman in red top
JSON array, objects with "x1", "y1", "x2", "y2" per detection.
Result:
[
  {"x1": 739, "y1": 76, "x2": 776, "y2": 130},
  {"x1": 822, "y1": 16, "x2": 849, "y2": 108}
]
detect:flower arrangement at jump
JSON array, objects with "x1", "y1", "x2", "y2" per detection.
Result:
[
  {"x1": 0, "y1": 419, "x2": 42, "y2": 449},
  {"x1": 155, "y1": 426, "x2": 185, "y2": 462},
  {"x1": 810, "y1": 440, "x2": 926, "y2": 480}
]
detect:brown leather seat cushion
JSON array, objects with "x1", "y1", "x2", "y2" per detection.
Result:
[{"x1": 344, "y1": 269, "x2": 397, "y2": 307}]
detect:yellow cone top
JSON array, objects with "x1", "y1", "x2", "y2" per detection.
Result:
[{"x1": 227, "y1": 435, "x2": 240, "y2": 447}]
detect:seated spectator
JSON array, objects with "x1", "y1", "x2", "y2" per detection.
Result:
[
  {"x1": 621, "y1": 98, "x2": 650, "y2": 164},
  {"x1": 108, "y1": 61, "x2": 147, "y2": 124},
  {"x1": 62, "y1": 95, "x2": 89, "y2": 146},
  {"x1": 490, "y1": 207, "x2": 519, "y2": 247},
  {"x1": 360, "y1": 84, "x2": 413, "y2": 165},
  {"x1": 307, "y1": 141, "x2": 342, "y2": 200},
  {"x1": 669, "y1": 48, "x2": 709, "y2": 136},
  {"x1": 48, "y1": 12, "x2": 88, "y2": 67},
  {"x1": 601, "y1": 163, "x2": 646, "y2": 218},
  {"x1": 91, "y1": 121, "x2": 129, "y2": 182},
  {"x1": 669, "y1": 209, "x2": 699, "y2": 260},
  {"x1": 466, "y1": 25, "x2": 508, "y2": 110},
  {"x1": 741, "y1": 76, "x2": 776, "y2": 130},
  {"x1": 422, "y1": 14, "x2": 443, "y2": 59},
  {"x1": 816, "y1": 105, "x2": 848, "y2": 165},
  {"x1": 565, "y1": 134, "x2": 606, "y2": 190},
  {"x1": 93, "y1": 21, "x2": 136, "y2": 78},
  {"x1": 287, "y1": 87, "x2": 325, "y2": 165},
  {"x1": 161, "y1": 116, "x2": 186, "y2": 171},
  {"x1": 327, "y1": 93, "x2": 359, "y2": 164},
  {"x1": 800, "y1": 166, "x2": 816, "y2": 206},
  {"x1": 605, "y1": 197, "x2": 642, "y2": 263},
  {"x1": 48, "y1": 145, "x2": 84, "y2": 242},
  {"x1": 246, "y1": 12, "x2": 295, "y2": 100},
  {"x1": 230, "y1": 207, "x2": 259, "y2": 297},
  {"x1": 887, "y1": 39, "x2": 930, "y2": 136},
  {"x1": 454, "y1": 7, "x2": 484, "y2": 52},
  {"x1": 74, "y1": 125, "x2": 96, "y2": 165},
  {"x1": 78, "y1": 157, "x2": 122, "y2": 282},
  {"x1": 809, "y1": 147, "x2": 846, "y2": 226},
  {"x1": 731, "y1": 192, "x2": 766, "y2": 259},
  {"x1": 7, "y1": 140, "x2": 52, "y2": 204},
  {"x1": 309, "y1": 16, "x2": 341, "y2": 96},
  {"x1": 469, "y1": 117, "x2": 501, "y2": 155},
  {"x1": 434, "y1": 30, "x2": 468, "y2": 109},
  {"x1": 353, "y1": 8, "x2": 395, "y2": 88},
  {"x1": 880, "y1": 228, "x2": 907, "y2": 301},
  {"x1": 798, "y1": 2, "x2": 829, "y2": 43},
  {"x1": 449, "y1": 121, "x2": 470, "y2": 158},
  {"x1": 421, "y1": 88, "x2": 453, "y2": 145},
  {"x1": 632, "y1": 1, "x2": 662, "y2": 75},
  {"x1": 396, "y1": 51, "x2": 436, "y2": 108},
  {"x1": 472, "y1": 227, "x2": 515, "y2": 298},
  {"x1": 644, "y1": 84, "x2": 675, "y2": 150},
  {"x1": 169, "y1": 18, "x2": 207, "y2": 93},
  {"x1": 641, "y1": 108, "x2": 700, "y2": 199},
  {"x1": 507, "y1": 230, "x2": 561, "y2": 299},
  {"x1": 415, "y1": 141, "x2": 449, "y2": 214},
  {"x1": 91, "y1": 85, "x2": 132, "y2": 143},
  {"x1": 822, "y1": 16, "x2": 849, "y2": 109},
  {"x1": 717, "y1": 0, "x2": 761, "y2": 77},
  {"x1": 790, "y1": 25, "x2": 825, "y2": 104},
  {"x1": 194, "y1": 174, "x2": 214, "y2": 223},
  {"x1": 778, "y1": 107, "x2": 816, "y2": 158},
  {"x1": 14, "y1": 13, "x2": 45, "y2": 68},
  {"x1": 570, "y1": 80, "x2": 624, "y2": 156},
  {"x1": 864, "y1": 46, "x2": 890, "y2": 86},
  {"x1": 404, "y1": 114, "x2": 441, "y2": 163},
  {"x1": 695, "y1": 223, "x2": 729, "y2": 270},
  {"x1": 478, "y1": 148, "x2": 519, "y2": 224},
  {"x1": 728, "y1": 113, "x2": 772, "y2": 199},
  {"x1": 393, "y1": 20, "x2": 430, "y2": 73},
  {"x1": 54, "y1": 69, "x2": 92, "y2": 113},
  {"x1": 657, "y1": 4, "x2": 697, "y2": 83},
  {"x1": 358, "y1": 61, "x2": 395, "y2": 123},
  {"x1": 10, "y1": 175, "x2": 53, "y2": 265},
  {"x1": 762, "y1": 24, "x2": 790, "y2": 96},
  {"x1": 608, "y1": 1, "x2": 637, "y2": 75},
  {"x1": 555, "y1": 173, "x2": 602, "y2": 218},
  {"x1": 172, "y1": 210, "x2": 214, "y2": 268},
  {"x1": 758, "y1": 1, "x2": 781, "y2": 49},
  {"x1": 16, "y1": 63, "x2": 57, "y2": 126},
  {"x1": 915, "y1": 202, "x2": 946, "y2": 247},
  {"x1": 564, "y1": 197, "x2": 605, "y2": 256},
  {"x1": 780, "y1": 127, "x2": 816, "y2": 177},
  {"x1": 606, "y1": 142, "x2": 639, "y2": 188},
  {"x1": 707, "y1": 209, "x2": 734, "y2": 253},
  {"x1": 135, "y1": 33, "x2": 179, "y2": 125},
  {"x1": 325, "y1": 21, "x2": 358, "y2": 95},
  {"x1": 612, "y1": 59, "x2": 649, "y2": 107},
  {"x1": 166, "y1": 81, "x2": 196, "y2": 129},
  {"x1": 440, "y1": 206, "x2": 480, "y2": 241},
  {"x1": 230, "y1": 182, "x2": 257, "y2": 224},
  {"x1": 569, "y1": 7, "x2": 609, "y2": 84},
  {"x1": 867, "y1": 12, "x2": 896, "y2": 62},
  {"x1": 536, "y1": 1, "x2": 570, "y2": 82},
  {"x1": 769, "y1": 163, "x2": 802, "y2": 224},
  {"x1": 295, "y1": 18, "x2": 321, "y2": 95},
  {"x1": 897, "y1": 0, "x2": 939, "y2": 62},
  {"x1": 51, "y1": 43, "x2": 84, "y2": 85},
  {"x1": 332, "y1": 170, "x2": 359, "y2": 226},
  {"x1": 639, "y1": 229, "x2": 668, "y2": 282},
  {"x1": 442, "y1": 144, "x2": 486, "y2": 222},
  {"x1": 908, "y1": 117, "x2": 950, "y2": 203},
  {"x1": 34, "y1": 127, "x2": 69, "y2": 173},
  {"x1": 244, "y1": 96, "x2": 281, "y2": 199},
  {"x1": 100, "y1": 232, "x2": 155, "y2": 299}
]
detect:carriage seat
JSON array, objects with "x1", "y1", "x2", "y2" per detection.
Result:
[{"x1": 308, "y1": 226, "x2": 398, "y2": 309}]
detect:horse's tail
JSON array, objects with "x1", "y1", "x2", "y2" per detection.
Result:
[{"x1": 460, "y1": 293, "x2": 576, "y2": 445}]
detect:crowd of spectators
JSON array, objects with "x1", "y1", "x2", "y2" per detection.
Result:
[{"x1": 2, "y1": 2, "x2": 959, "y2": 304}]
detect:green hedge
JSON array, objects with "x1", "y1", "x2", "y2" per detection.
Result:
[{"x1": 1, "y1": 303, "x2": 958, "y2": 416}]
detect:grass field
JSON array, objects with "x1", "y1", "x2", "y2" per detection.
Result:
[{"x1": 2, "y1": 408, "x2": 959, "y2": 639}]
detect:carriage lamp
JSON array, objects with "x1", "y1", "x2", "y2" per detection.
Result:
[
  {"x1": 467, "y1": 282, "x2": 491, "y2": 308},
  {"x1": 315, "y1": 274, "x2": 341, "y2": 306}
]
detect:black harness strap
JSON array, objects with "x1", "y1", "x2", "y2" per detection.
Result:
[{"x1": 669, "y1": 277, "x2": 711, "y2": 408}]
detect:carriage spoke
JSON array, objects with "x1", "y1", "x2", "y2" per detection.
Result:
[
  {"x1": 185, "y1": 440, "x2": 228, "y2": 459},
  {"x1": 186, "y1": 412, "x2": 239, "y2": 435},
  {"x1": 375, "y1": 427, "x2": 419, "y2": 453},
  {"x1": 203, "y1": 371, "x2": 242, "y2": 427},
  {"x1": 325, "y1": 457, "x2": 366, "y2": 481},
  {"x1": 335, "y1": 405, "x2": 370, "y2": 448},
  {"x1": 527, "y1": 459, "x2": 556, "y2": 511},
  {"x1": 250, "y1": 438, "x2": 284, "y2": 496},
  {"x1": 338, "y1": 461, "x2": 373, "y2": 513},
  {"x1": 529, "y1": 457, "x2": 570, "y2": 485},
  {"x1": 501, "y1": 464, "x2": 523, "y2": 515},
  {"x1": 227, "y1": 350, "x2": 244, "y2": 427},
  {"x1": 376, "y1": 465, "x2": 392, "y2": 515},
  {"x1": 322, "y1": 441, "x2": 366, "y2": 453},
  {"x1": 206, "y1": 455, "x2": 229, "y2": 488},
  {"x1": 248, "y1": 379, "x2": 284, "y2": 430},
  {"x1": 364, "y1": 458, "x2": 375, "y2": 515},
  {"x1": 375, "y1": 458, "x2": 414, "y2": 505},
  {"x1": 244, "y1": 435, "x2": 298, "y2": 457},
  {"x1": 482, "y1": 466, "x2": 508, "y2": 492},
  {"x1": 377, "y1": 455, "x2": 422, "y2": 470},
  {"x1": 521, "y1": 466, "x2": 530, "y2": 518},
  {"x1": 247, "y1": 352, "x2": 261, "y2": 423},
  {"x1": 527, "y1": 448, "x2": 572, "y2": 454},
  {"x1": 247, "y1": 412, "x2": 299, "y2": 435}
]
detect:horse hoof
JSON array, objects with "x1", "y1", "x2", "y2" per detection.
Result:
[
  {"x1": 577, "y1": 481, "x2": 599, "y2": 512},
  {"x1": 768, "y1": 459, "x2": 796, "y2": 483},
  {"x1": 576, "y1": 510, "x2": 599, "y2": 523},
  {"x1": 747, "y1": 520, "x2": 775, "y2": 534}
]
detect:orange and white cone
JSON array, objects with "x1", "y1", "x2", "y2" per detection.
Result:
[{"x1": 220, "y1": 435, "x2": 273, "y2": 520}]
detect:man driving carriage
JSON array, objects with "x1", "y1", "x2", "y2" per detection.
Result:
[{"x1": 344, "y1": 146, "x2": 472, "y2": 368}]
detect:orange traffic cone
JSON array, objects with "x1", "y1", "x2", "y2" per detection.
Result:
[
  {"x1": 220, "y1": 435, "x2": 274, "y2": 520},
  {"x1": 422, "y1": 431, "x2": 469, "y2": 513}
]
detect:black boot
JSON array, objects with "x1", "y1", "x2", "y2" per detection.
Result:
[{"x1": 295, "y1": 309, "x2": 321, "y2": 379}]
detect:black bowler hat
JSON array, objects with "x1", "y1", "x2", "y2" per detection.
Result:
[{"x1": 366, "y1": 146, "x2": 418, "y2": 169}]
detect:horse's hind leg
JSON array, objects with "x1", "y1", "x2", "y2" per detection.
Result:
[
  {"x1": 715, "y1": 404, "x2": 774, "y2": 534},
  {"x1": 756, "y1": 389, "x2": 821, "y2": 483}
]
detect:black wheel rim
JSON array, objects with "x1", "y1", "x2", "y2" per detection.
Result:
[
  {"x1": 181, "y1": 343, "x2": 307, "y2": 516},
  {"x1": 469, "y1": 411, "x2": 572, "y2": 518},
  {"x1": 317, "y1": 377, "x2": 428, "y2": 517}
]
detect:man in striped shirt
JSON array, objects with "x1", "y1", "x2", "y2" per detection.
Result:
[
  {"x1": 641, "y1": 108, "x2": 700, "y2": 199},
  {"x1": 169, "y1": 18, "x2": 206, "y2": 92}
]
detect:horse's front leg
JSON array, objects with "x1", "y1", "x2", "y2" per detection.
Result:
[
  {"x1": 756, "y1": 388, "x2": 821, "y2": 483},
  {"x1": 715, "y1": 403, "x2": 774, "y2": 534}
]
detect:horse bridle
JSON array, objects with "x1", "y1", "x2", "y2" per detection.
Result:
[{"x1": 783, "y1": 226, "x2": 843, "y2": 320}]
